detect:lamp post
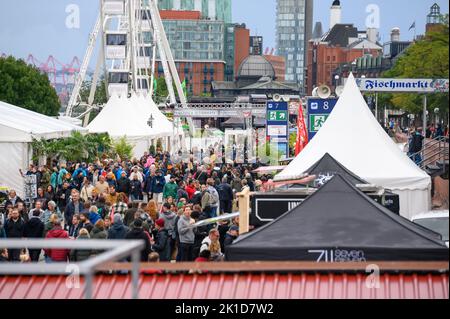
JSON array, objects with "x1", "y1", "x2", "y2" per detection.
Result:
[
  {"x1": 434, "y1": 107, "x2": 440, "y2": 125},
  {"x1": 147, "y1": 114, "x2": 154, "y2": 128},
  {"x1": 334, "y1": 74, "x2": 340, "y2": 89}
]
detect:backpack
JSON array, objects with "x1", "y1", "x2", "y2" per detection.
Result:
[{"x1": 207, "y1": 187, "x2": 219, "y2": 206}]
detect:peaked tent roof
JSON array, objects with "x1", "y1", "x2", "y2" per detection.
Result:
[
  {"x1": 275, "y1": 73, "x2": 430, "y2": 191},
  {"x1": 87, "y1": 94, "x2": 172, "y2": 138},
  {"x1": 226, "y1": 175, "x2": 448, "y2": 261},
  {"x1": 306, "y1": 152, "x2": 368, "y2": 185},
  {"x1": 135, "y1": 94, "x2": 173, "y2": 136},
  {"x1": 0, "y1": 100, "x2": 86, "y2": 142}
]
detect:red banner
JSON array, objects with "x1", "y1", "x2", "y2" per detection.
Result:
[{"x1": 295, "y1": 100, "x2": 308, "y2": 156}]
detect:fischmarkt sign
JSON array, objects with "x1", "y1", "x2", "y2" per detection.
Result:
[{"x1": 357, "y1": 78, "x2": 449, "y2": 93}]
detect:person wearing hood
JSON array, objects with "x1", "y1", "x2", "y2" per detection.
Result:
[
  {"x1": 90, "y1": 219, "x2": 107, "y2": 240},
  {"x1": 44, "y1": 216, "x2": 70, "y2": 262},
  {"x1": 125, "y1": 219, "x2": 151, "y2": 261},
  {"x1": 108, "y1": 213, "x2": 129, "y2": 240},
  {"x1": 23, "y1": 209, "x2": 44, "y2": 261},
  {"x1": 70, "y1": 228, "x2": 92, "y2": 262},
  {"x1": 150, "y1": 218, "x2": 171, "y2": 261}
]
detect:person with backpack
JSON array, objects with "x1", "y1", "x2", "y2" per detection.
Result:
[
  {"x1": 160, "y1": 203, "x2": 177, "y2": 259},
  {"x1": 150, "y1": 218, "x2": 171, "y2": 261},
  {"x1": 206, "y1": 178, "x2": 220, "y2": 218}
]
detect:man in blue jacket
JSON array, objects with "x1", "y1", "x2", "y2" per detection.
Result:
[
  {"x1": 216, "y1": 177, "x2": 233, "y2": 214},
  {"x1": 150, "y1": 170, "x2": 166, "y2": 204}
]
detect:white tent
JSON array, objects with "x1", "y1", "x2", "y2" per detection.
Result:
[
  {"x1": 0, "y1": 100, "x2": 86, "y2": 197},
  {"x1": 275, "y1": 74, "x2": 431, "y2": 219},
  {"x1": 87, "y1": 94, "x2": 173, "y2": 157}
]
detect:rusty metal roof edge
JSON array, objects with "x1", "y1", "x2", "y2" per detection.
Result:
[{"x1": 92, "y1": 261, "x2": 450, "y2": 274}]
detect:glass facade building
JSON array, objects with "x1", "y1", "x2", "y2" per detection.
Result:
[
  {"x1": 157, "y1": 0, "x2": 232, "y2": 23},
  {"x1": 143, "y1": 20, "x2": 224, "y2": 61},
  {"x1": 276, "y1": 0, "x2": 313, "y2": 90}
]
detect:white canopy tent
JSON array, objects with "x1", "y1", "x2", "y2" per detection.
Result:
[
  {"x1": 275, "y1": 74, "x2": 431, "y2": 219},
  {"x1": 136, "y1": 94, "x2": 188, "y2": 152},
  {"x1": 87, "y1": 94, "x2": 174, "y2": 157},
  {"x1": 0, "y1": 100, "x2": 86, "y2": 197}
]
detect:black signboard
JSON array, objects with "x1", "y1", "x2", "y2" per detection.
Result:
[{"x1": 250, "y1": 192, "x2": 400, "y2": 228}]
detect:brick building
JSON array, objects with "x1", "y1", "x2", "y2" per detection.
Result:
[
  {"x1": 264, "y1": 54, "x2": 286, "y2": 81},
  {"x1": 306, "y1": 23, "x2": 382, "y2": 95}
]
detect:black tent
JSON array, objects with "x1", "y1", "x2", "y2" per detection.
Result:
[
  {"x1": 306, "y1": 152, "x2": 368, "y2": 186},
  {"x1": 226, "y1": 174, "x2": 449, "y2": 261}
]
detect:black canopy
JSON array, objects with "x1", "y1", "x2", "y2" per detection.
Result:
[
  {"x1": 306, "y1": 152, "x2": 368, "y2": 186},
  {"x1": 226, "y1": 174, "x2": 449, "y2": 261}
]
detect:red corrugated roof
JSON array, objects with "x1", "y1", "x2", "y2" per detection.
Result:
[{"x1": 1, "y1": 273, "x2": 448, "y2": 299}]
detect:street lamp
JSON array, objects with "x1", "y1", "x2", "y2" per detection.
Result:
[
  {"x1": 434, "y1": 107, "x2": 440, "y2": 124},
  {"x1": 334, "y1": 74, "x2": 340, "y2": 88},
  {"x1": 147, "y1": 114, "x2": 154, "y2": 128}
]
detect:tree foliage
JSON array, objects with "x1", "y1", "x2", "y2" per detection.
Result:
[
  {"x1": 112, "y1": 137, "x2": 134, "y2": 160},
  {"x1": 31, "y1": 132, "x2": 113, "y2": 163},
  {"x1": 79, "y1": 77, "x2": 108, "y2": 106},
  {"x1": 0, "y1": 56, "x2": 60, "y2": 115},
  {"x1": 383, "y1": 24, "x2": 449, "y2": 116}
]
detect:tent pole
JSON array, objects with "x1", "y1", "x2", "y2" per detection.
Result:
[{"x1": 237, "y1": 188, "x2": 250, "y2": 235}]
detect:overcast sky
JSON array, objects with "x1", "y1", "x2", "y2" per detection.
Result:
[{"x1": 0, "y1": 0, "x2": 448, "y2": 64}]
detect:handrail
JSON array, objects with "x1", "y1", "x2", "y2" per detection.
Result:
[
  {"x1": 408, "y1": 135, "x2": 449, "y2": 170},
  {"x1": 96, "y1": 261, "x2": 449, "y2": 273},
  {"x1": 0, "y1": 239, "x2": 144, "y2": 299}
]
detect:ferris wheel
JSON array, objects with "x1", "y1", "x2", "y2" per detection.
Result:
[{"x1": 65, "y1": 0, "x2": 194, "y2": 140}]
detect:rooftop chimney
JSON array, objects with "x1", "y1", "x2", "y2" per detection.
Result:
[
  {"x1": 391, "y1": 27, "x2": 400, "y2": 42},
  {"x1": 330, "y1": 0, "x2": 342, "y2": 30},
  {"x1": 367, "y1": 28, "x2": 378, "y2": 43}
]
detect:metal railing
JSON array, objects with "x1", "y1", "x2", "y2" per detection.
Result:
[
  {"x1": 0, "y1": 239, "x2": 144, "y2": 299},
  {"x1": 409, "y1": 136, "x2": 449, "y2": 171}
]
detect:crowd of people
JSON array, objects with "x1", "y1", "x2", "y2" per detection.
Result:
[{"x1": 0, "y1": 151, "x2": 268, "y2": 264}]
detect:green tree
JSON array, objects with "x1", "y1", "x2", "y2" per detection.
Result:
[
  {"x1": 383, "y1": 24, "x2": 449, "y2": 116},
  {"x1": 0, "y1": 56, "x2": 60, "y2": 115},
  {"x1": 113, "y1": 137, "x2": 134, "y2": 160},
  {"x1": 31, "y1": 132, "x2": 113, "y2": 163},
  {"x1": 79, "y1": 78, "x2": 108, "y2": 105},
  {"x1": 154, "y1": 77, "x2": 168, "y2": 103}
]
